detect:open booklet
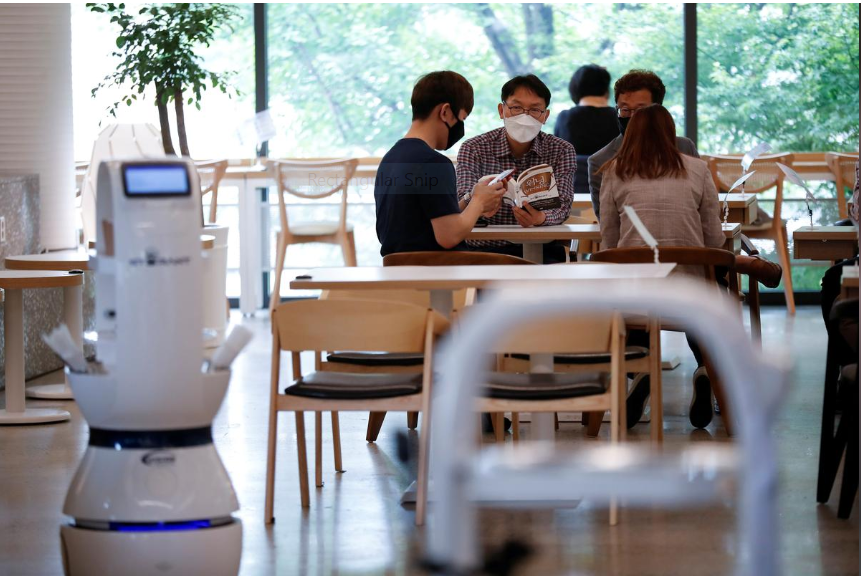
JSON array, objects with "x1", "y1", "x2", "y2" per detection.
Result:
[{"x1": 480, "y1": 164, "x2": 561, "y2": 211}]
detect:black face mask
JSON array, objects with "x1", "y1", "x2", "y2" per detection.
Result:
[
  {"x1": 444, "y1": 118, "x2": 465, "y2": 150},
  {"x1": 617, "y1": 115, "x2": 631, "y2": 136}
]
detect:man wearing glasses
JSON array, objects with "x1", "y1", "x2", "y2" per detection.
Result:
[
  {"x1": 587, "y1": 69, "x2": 699, "y2": 218},
  {"x1": 456, "y1": 74, "x2": 576, "y2": 263}
]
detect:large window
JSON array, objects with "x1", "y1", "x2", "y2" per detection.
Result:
[{"x1": 698, "y1": 3, "x2": 859, "y2": 293}]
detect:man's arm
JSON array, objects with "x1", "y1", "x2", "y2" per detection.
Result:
[
  {"x1": 430, "y1": 201, "x2": 487, "y2": 249},
  {"x1": 455, "y1": 141, "x2": 480, "y2": 207},
  {"x1": 538, "y1": 143, "x2": 576, "y2": 226}
]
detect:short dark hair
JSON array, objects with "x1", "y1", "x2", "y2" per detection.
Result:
[
  {"x1": 613, "y1": 69, "x2": 666, "y2": 105},
  {"x1": 568, "y1": 64, "x2": 611, "y2": 102},
  {"x1": 501, "y1": 74, "x2": 552, "y2": 107},
  {"x1": 411, "y1": 71, "x2": 474, "y2": 121}
]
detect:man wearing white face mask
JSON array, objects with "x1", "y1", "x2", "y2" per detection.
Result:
[{"x1": 456, "y1": 74, "x2": 576, "y2": 263}]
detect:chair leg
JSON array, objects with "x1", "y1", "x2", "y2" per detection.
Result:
[
  {"x1": 209, "y1": 188, "x2": 219, "y2": 224},
  {"x1": 269, "y1": 233, "x2": 288, "y2": 314},
  {"x1": 492, "y1": 412, "x2": 504, "y2": 442},
  {"x1": 341, "y1": 231, "x2": 358, "y2": 267},
  {"x1": 366, "y1": 411, "x2": 387, "y2": 442},
  {"x1": 836, "y1": 182, "x2": 849, "y2": 220},
  {"x1": 264, "y1": 404, "x2": 278, "y2": 523},
  {"x1": 331, "y1": 411, "x2": 344, "y2": 473},
  {"x1": 748, "y1": 280, "x2": 762, "y2": 343},
  {"x1": 554, "y1": 412, "x2": 559, "y2": 431},
  {"x1": 407, "y1": 411, "x2": 419, "y2": 430},
  {"x1": 817, "y1": 343, "x2": 842, "y2": 503},
  {"x1": 650, "y1": 322, "x2": 664, "y2": 444},
  {"x1": 586, "y1": 411, "x2": 604, "y2": 437},
  {"x1": 512, "y1": 412, "x2": 520, "y2": 442},
  {"x1": 415, "y1": 407, "x2": 432, "y2": 526},
  {"x1": 838, "y1": 411, "x2": 858, "y2": 519},
  {"x1": 774, "y1": 225, "x2": 795, "y2": 315},
  {"x1": 295, "y1": 412, "x2": 310, "y2": 508},
  {"x1": 315, "y1": 412, "x2": 324, "y2": 488}
]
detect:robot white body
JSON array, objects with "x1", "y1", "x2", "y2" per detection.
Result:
[{"x1": 61, "y1": 159, "x2": 241, "y2": 575}]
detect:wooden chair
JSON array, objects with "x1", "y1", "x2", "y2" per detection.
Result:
[
  {"x1": 707, "y1": 153, "x2": 796, "y2": 314},
  {"x1": 481, "y1": 311, "x2": 627, "y2": 524},
  {"x1": 266, "y1": 299, "x2": 448, "y2": 526},
  {"x1": 268, "y1": 158, "x2": 359, "y2": 313},
  {"x1": 320, "y1": 288, "x2": 467, "y2": 441},
  {"x1": 195, "y1": 159, "x2": 229, "y2": 224},
  {"x1": 591, "y1": 246, "x2": 739, "y2": 435},
  {"x1": 825, "y1": 152, "x2": 859, "y2": 219}
]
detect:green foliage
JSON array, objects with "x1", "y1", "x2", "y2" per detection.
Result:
[
  {"x1": 87, "y1": 2, "x2": 240, "y2": 116},
  {"x1": 697, "y1": 3, "x2": 860, "y2": 153},
  {"x1": 266, "y1": 3, "x2": 858, "y2": 158}
]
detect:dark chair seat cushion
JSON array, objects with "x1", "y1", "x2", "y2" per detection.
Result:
[
  {"x1": 284, "y1": 371, "x2": 423, "y2": 399},
  {"x1": 326, "y1": 351, "x2": 424, "y2": 367},
  {"x1": 510, "y1": 346, "x2": 648, "y2": 365},
  {"x1": 485, "y1": 372, "x2": 608, "y2": 400}
]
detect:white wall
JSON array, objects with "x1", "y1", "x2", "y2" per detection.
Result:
[{"x1": 0, "y1": 3, "x2": 77, "y2": 249}]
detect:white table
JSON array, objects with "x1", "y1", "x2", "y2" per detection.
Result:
[
  {"x1": 5, "y1": 250, "x2": 90, "y2": 400},
  {"x1": 467, "y1": 224, "x2": 601, "y2": 263}
]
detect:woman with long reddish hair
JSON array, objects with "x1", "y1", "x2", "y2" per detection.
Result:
[{"x1": 598, "y1": 104, "x2": 723, "y2": 430}]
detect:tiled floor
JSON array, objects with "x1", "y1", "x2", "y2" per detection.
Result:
[{"x1": 0, "y1": 306, "x2": 857, "y2": 575}]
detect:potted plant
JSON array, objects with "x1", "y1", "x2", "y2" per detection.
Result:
[{"x1": 88, "y1": 2, "x2": 239, "y2": 156}]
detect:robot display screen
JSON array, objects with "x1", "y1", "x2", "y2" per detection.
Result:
[{"x1": 123, "y1": 164, "x2": 191, "y2": 197}]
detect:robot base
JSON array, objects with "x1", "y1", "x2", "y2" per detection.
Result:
[{"x1": 61, "y1": 519, "x2": 242, "y2": 576}]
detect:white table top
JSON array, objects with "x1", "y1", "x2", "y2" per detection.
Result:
[{"x1": 290, "y1": 263, "x2": 676, "y2": 291}]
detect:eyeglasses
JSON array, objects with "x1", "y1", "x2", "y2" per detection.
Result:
[
  {"x1": 616, "y1": 105, "x2": 650, "y2": 118},
  {"x1": 502, "y1": 102, "x2": 547, "y2": 120}
]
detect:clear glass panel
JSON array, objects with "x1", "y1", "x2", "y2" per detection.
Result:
[
  {"x1": 266, "y1": 3, "x2": 685, "y2": 158},
  {"x1": 698, "y1": 3, "x2": 859, "y2": 153}
]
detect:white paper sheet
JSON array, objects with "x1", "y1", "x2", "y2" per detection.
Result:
[{"x1": 741, "y1": 142, "x2": 772, "y2": 171}]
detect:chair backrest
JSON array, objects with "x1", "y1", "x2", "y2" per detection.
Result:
[
  {"x1": 707, "y1": 153, "x2": 794, "y2": 221},
  {"x1": 269, "y1": 158, "x2": 359, "y2": 236},
  {"x1": 825, "y1": 152, "x2": 859, "y2": 192},
  {"x1": 272, "y1": 299, "x2": 436, "y2": 354},
  {"x1": 383, "y1": 250, "x2": 533, "y2": 266},
  {"x1": 591, "y1": 246, "x2": 737, "y2": 289},
  {"x1": 195, "y1": 159, "x2": 229, "y2": 224},
  {"x1": 490, "y1": 311, "x2": 620, "y2": 355},
  {"x1": 321, "y1": 288, "x2": 469, "y2": 312}
]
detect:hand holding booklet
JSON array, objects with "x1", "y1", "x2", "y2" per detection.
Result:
[{"x1": 478, "y1": 164, "x2": 561, "y2": 211}]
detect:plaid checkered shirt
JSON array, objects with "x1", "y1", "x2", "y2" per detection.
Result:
[{"x1": 456, "y1": 127, "x2": 576, "y2": 249}]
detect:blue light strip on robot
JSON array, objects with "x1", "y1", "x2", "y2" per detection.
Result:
[{"x1": 109, "y1": 520, "x2": 212, "y2": 532}]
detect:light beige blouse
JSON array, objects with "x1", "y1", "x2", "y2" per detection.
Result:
[{"x1": 600, "y1": 154, "x2": 724, "y2": 253}]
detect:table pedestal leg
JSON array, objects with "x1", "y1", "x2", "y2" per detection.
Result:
[
  {"x1": 0, "y1": 288, "x2": 69, "y2": 424},
  {"x1": 530, "y1": 353, "x2": 556, "y2": 440},
  {"x1": 430, "y1": 290, "x2": 454, "y2": 319},
  {"x1": 522, "y1": 243, "x2": 543, "y2": 264},
  {"x1": 27, "y1": 284, "x2": 82, "y2": 400}
]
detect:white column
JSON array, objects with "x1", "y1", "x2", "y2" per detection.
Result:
[{"x1": 0, "y1": 4, "x2": 77, "y2": 249}]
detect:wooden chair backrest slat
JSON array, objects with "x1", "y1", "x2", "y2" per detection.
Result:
[
  {"x1": 825, "y1": 152, "x2": 859, "y2": 191},
  {"x1": 707, "y1": 153, "x2": 795, "y2": 194},
  {"x1": 195, "y1": 159, "x2": 229, "y2": 197},
  {"x1": 321, "y1": 288, "x2": 469, "y2": 311},
  {"x1": 591, "y1": 246, "x2": 738, "y2": 291},
  {"x1": 491, "y1": 313, "x2": 619, "y2": 355},
  {"x1": 383, "y1": 251, "x2": 533, "y2": 266},
  {"x1": 272, "y1": 299, "x2": 436, "y2": 353}
]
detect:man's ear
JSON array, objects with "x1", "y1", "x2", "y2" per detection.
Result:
[
  {"x1": 497, "y1": 102, "x2": 504, "y2": 119},
  {"x1": 541, "y1": 109, "x2": 550, "y2": 125}
]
